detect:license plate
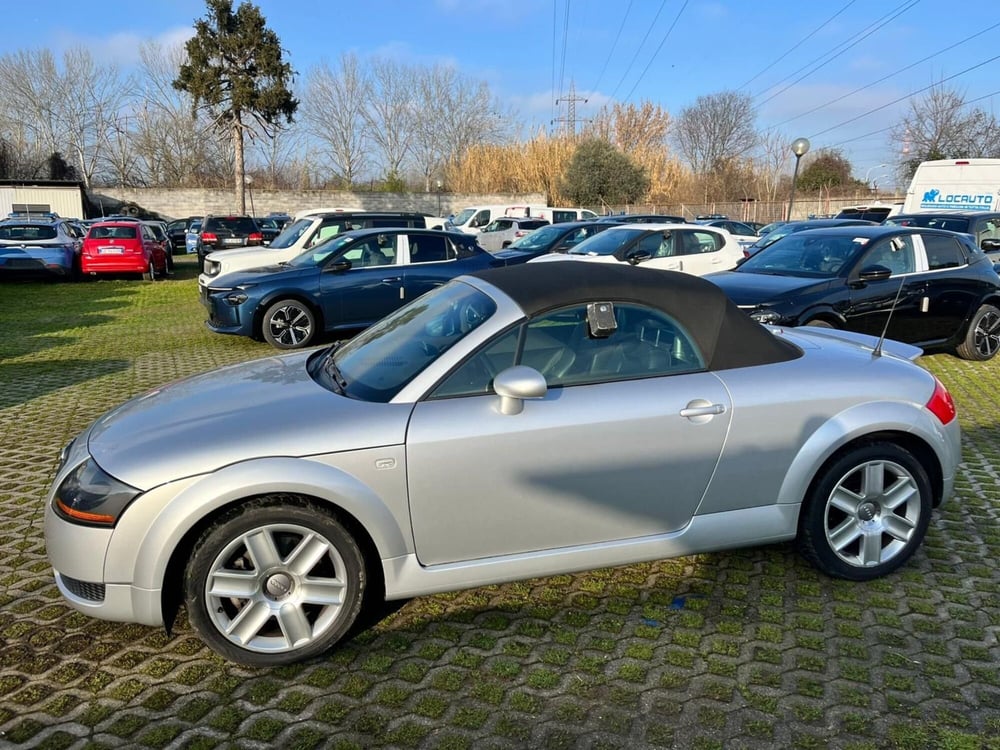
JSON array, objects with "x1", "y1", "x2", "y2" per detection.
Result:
[
  {"x1": 223, "y1": 238, "x2": 243, "y2": 246},
  {"x1": 99, "y1": 246, "x2": 124, "y2": 254}
]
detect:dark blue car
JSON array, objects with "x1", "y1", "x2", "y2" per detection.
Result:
[{"x1": 202, "y1": 227, "x2": 501, "y2": 349}]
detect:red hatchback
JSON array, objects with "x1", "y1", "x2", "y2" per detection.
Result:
[{"x1": 81, "y1": 221, "x2": 169, "y2": 280}]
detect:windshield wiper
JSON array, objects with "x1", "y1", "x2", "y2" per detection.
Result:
[{"x1": 322, "y1": 342, "x2": 347, "y2": 393}]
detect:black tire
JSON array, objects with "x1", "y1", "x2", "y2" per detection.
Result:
[
  {"x1": 797, "y1": 442, "x2": 932, "y2": 581},
  {"x1": 184, "y1": 498, "x2": 367, "y2": 667},
  {"x1": 262, "y1": 299, "x2": 316, "y2": 349},
  {"x1": 956, "y1": 303, "x2": 1000, "y2": 361},
  {"x1": 804, "y1": 319, "x2": 834, "y2": 328},
  {"x1": 143, "y1": 260, "x2": 157, "y2": 281}
]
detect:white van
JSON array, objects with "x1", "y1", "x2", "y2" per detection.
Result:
[
  {"x1": 450, "y1": 205, "x2": 520, "y2": 234},
  {"x1": 903, "y1": 158, "x2": 1000, "y2": 214},
  {"x1": 533, "y1": 207, "x2": 599, "y2": 224}
]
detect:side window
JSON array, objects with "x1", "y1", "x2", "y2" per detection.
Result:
[
  {"x1": 639, "y1": 232, "x2": 670, "y2": 258},
  {"x1": 691, "y1": 230, "x2": 722, "y2": 254},
  {"x1": 408, "y1": 234, "x2": 451, "y2": 263},
  {"x1": 553, "y1": 210, "x2": 574, "y2": 223},
  {"x1": 342, "y1": 238, "x2": 397, "y2": 268},
  {"x1": 309, "y1": 221, "x2": 345, "y2": 247},
  {"x1": 430, "y1": 304, "x2": 705, "y2": 399},
  {"x1": 922, "y1": 234, "x2": 965, "y2": 270},
  {"x1": 862, "y1": 235, "x2": 916, "y2": 276}
]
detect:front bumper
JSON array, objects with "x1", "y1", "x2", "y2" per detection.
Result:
[{"x1": 201, "y1": 284, "x2": 255, "y2": 336}]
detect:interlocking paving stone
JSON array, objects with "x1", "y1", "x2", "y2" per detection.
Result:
[{"x1": 0, "y1": 257, "x2": 998, "y2": 748}]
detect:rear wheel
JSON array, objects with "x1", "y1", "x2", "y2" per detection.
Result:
[
  {"x1": 804, "y1": 318, "x2": 834, "y2": 328},
  {"x1": 956, "y1": 303, "x2": 1000, "y2": 360},
  {"x1": 797, "y1": 442, "x2": 931, "y2": 580},
  {"x1": 143, "y1": 260, "x2": 157, "y2": 281},
  {"x1": 184, "y1": 499, "x2": 367, "y2": 667},
  {"x1": 262, "y1": 299, "x2": 316, "y2": 349}
]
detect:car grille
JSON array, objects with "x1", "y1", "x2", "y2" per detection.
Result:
[{"x1": 62, "y1": 575, "x2": 106, "y2": 602}]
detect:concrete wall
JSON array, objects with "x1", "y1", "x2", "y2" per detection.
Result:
[{"x1": 91, "y1": 188, "x2": 549, "y2": 221}]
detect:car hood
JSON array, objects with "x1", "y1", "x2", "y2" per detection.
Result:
[
  {"x1": 86, "y1": 351, "x2": 411, "y2": 490},
  {"x1": 206, "y1": 246, "x2": 289, "y2": 264},
  {"x1": 209, "y1": 263, "x2": 314, "y2": 288},
  {"x1": 706, "y1": 270, "x2": 834, "y2": 304}
]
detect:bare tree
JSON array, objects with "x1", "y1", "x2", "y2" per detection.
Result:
[
  {"x1": 301, "y1": 54, "x2": 370, "y2": 186},
  {"x1": 891, "y1": 83, "x2": 1000, "y2": 178},
  {"x1": 586, "y1": 101, "x2": 670, "y2": 154},
  {"x1": 364, "y1": 57, "x2": 415, "y2": 181},
  {"x1": 751, "y1": 128, "x2": 792, "y2": 203},
  {"x1": 671, "y1": 90, "x2": 758, "y2": 175},
  {"x1": 411, "y1": 63, "x2": 510, "y2": 192}
]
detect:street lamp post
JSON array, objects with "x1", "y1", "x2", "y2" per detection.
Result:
[
  {"x1": 864, "y1": 163, "x2": 887, "y2": 192},
  {"x1": 787, "y1": 137, "x2": 810, "y2": 221},
  {"x1": 244, "y1": 176, "x2": 255, "y2": 217},
  {"x1": 435, "y1": 179, "x2": 443, "y2": 215}
]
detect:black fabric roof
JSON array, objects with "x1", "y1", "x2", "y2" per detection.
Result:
[{"x1": 470, "y1": 262, "x2": 801, "y2": 371}]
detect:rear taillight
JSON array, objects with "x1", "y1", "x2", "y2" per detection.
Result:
[
  {"x1": 249, "y1": 232, "x2": 263, "y2": 243},
  {"x1": 926, "y1": 377, "x2": 956, "y2": 424},
  {"x1": 202, "y1": 232, "x2": 217, "y2": 244}
]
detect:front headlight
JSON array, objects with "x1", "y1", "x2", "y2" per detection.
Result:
[
  {"x1": 54, "y1": 458, "x2": 140, "y2": 526},
  {"x1": 205, "y1": 260, "x2": 220, "y2": 276},
  {"x1": 750, "y1": 309, "x2": 782, "y2": 325}
]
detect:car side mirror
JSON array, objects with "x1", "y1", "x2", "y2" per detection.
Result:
[
  {"x1": 626, "y1": 249, "x2": 651, "y2": 266},
  {"x1": 493, "y1": 366, "x2": 547, "y2": 415},
  {"x1": 326, "y1": 259, "x2": 352, "y2": 273},
  {"x1": 981, "y1": 238, "x2": 1000, "y2": 252},
  {"x1": 501, "y1": 240, "x2": 512, "y2": 248},
  {"x1": 857, "y1": 265, "x2": 892, "y2": 282}
]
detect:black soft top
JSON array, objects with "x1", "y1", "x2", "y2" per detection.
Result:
[{"x1": 470, "y1": 262, "x2": 801, "y2": 371}]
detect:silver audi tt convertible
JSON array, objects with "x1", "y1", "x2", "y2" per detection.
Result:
[{"x1": 46, "y1": 262, "x2": 961, "y2": 666}]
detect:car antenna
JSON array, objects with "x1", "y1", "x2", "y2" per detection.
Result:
[{"x1": 873, "y1": 276, "x2": 906, "y2": 358}]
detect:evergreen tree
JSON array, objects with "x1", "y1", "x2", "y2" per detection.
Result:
[
  {"x1": 174, "y1": 0, "x2": 297, "y2": 213},
  {"x1": 561, "y1": 139, "x2": 649, "y2": 207}
]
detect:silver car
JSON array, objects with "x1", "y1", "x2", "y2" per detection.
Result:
[
  {"x1": 45, "y1": 262, "x2": 961, "y2": 666},
  {"x1": 477, "y1": 216, "x2": 549, "y2": 252}
]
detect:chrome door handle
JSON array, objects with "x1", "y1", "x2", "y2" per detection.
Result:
[
  {"x1": 381, "y1": 276, "x2": 402, "y2": 283},
  {"x1": 680, "y1": 404, "x2": 725, "y2": 417}
]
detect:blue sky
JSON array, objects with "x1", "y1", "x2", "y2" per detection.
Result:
[{"x1": 3, "y1": 0, "x2": 995, "y2": 188}]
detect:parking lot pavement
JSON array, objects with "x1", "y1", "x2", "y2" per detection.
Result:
[{"x1": 0, "y1": 263, "x2": 998, "y2": 749}]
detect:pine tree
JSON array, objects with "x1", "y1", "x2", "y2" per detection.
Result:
[{"x1": 174, "y1": 0, "x2": 297, "y2": 213}]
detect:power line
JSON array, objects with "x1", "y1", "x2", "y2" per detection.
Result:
[
  {"x1": 737, "y1": 0, "x2": 857, "y2": 91},
  {"x1": 590, "y1": 0, "x2": 634, "y2": 93},
  {"x1": 808, "y1": 55, "x2": 1000, "y2": 139},
  {"x1": 557, "y1": 0, "x2": 572, "y2": 101},
  {"x1": 608, "y1": 0, "x2": 669, "y2": 101},
  {"x1": 623, "y1": 0, "x2": 689, "y2": 102},
  {"x1": 753, "y1": 0, "x2": 919, "y2": 107},
  {"x1": 773, "y1": 21, "x2": 1000, "y2": 128},
  {"x1": 551, "y1": 0, "x2": 558, "y2": 123}
]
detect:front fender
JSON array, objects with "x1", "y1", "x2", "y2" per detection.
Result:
[
  {"x1": 776, "y1": 400, "x2": 959, "y2": 508},
  {"x1": 105, "y1": 451, "x2": 410, "y2": 594}
]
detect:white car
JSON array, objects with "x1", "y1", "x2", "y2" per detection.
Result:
[
  {"x1": 530, "y1": 223, "x2": 743, "y2": 276},
  {"x1": 199, "y1": 212, "x2": 437, "y2": 287},
  {"x1": 696, "y1": 219, "x2": 760, "y2": 250},
  {"x1": 477, "y1": 217, "x2": 549, "y2": 252}
]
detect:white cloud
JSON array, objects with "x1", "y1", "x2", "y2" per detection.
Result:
[{"x1": 49, "y1": 25, "x2": 193, "y2": 67}]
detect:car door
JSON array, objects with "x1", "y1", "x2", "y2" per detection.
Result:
[
  {"x1": 844, "y1": 234, "x2": 929, "y2": 341},
  {"x1": 915, "y1": 232, "x2": 987, "y2": 343},
  {"x1": 399, "y1": 232, "x2": 461, "y2": 302},
  {"x1": 319, "y1": 234, "x2": 403, "y2": 328},
  {"x1": 405, "y1": 303, "x2": 732, "y2": 566}
]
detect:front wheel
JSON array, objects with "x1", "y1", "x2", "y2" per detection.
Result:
[
  {"x1": 184, "y1": 499, "x2": 367, "y2": 667},
  {"x1": 797, "y1": 442, "x2": 932, "y2": 581},
  {"x1": 262, "y1": 299, "x2": 316, "y2": 349},
  {"x1": 956, "y1": 303, "x2": 1000, "y2": 360}
]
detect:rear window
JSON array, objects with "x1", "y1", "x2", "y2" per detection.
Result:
[
  {"x1": 204, "y1": 217, "x2": 258, "y2": 233},
  {"x1": 89, "y1": 225, "x2": 137, "y2": 240},
  {"x1": 0, "y1": 224, "x2": 57, "y2": 241},
  {"x1": 521, "y1": 220, "x2": 549, "y2": 229},
  {"x1": 885, "y1": 215, "x2": 971, "y2": 233}
]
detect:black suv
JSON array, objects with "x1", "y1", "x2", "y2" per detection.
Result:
[
  {"x1": 196, "y1": 215, "x2": 263, "y2": 271},
  {"x1": 885, "y1": 211, "x2": 1000, "y2": 257}
]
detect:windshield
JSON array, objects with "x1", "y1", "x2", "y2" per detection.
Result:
[
  {"x1": 738, "y1": 233, "x2": 868, "y2": 278},
  {"x1": 885, "y1": 215, "x2": 971, "y2": 233},
  {"x1": 317, "y1": 281, "x2": 498, "y2": 402},
  {"x1": 267, "y1": 218, "x2": 312, "y2": 248},
  {"x1": 452, "y1": 208, "x2": 476, "y2": 226},
  {"x1": 507, "y1": 224, "x2": 564, "y2": 250},
  {"x1": 568, "y1": 227, "x2": 647, "y2": 256},
  {"x1": 286, "y1": 234, "x2": 355, "y2": 267}
]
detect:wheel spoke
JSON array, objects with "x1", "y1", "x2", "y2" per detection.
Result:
[
  {"x1": 882, "y1": 513, "x2": 915, "y2": 542},
  {"x1": 244, "y1": 528, "x2": 283, "y2": 570},
  {"x1": 277, "y1": 603, "x2": 313, "y2": 648},
  {"x1": 860, "y1": 529, "x2": 884, "y2": 565},
  {"x1": 828, "y1": 517, "x2": 862, "y2": 552},
  {"x1": 299, "y1": 577, "x2": 346, "y2": 606},
  {"x1": 882, "y1": 476, "x2": 917, "y2": 511},
  {"x1": 208, "y1": 569, "x2": 258, "y2": 599},
  {"x1": 859, "y1": 463, "x2": 885, "y2": 497},
  {"x1": 286, "y1": 533, "x2": 331, "y2": 576},
  {"x1": 226, "y1": 600, "x2": 272, "y2": 645},
  {"x1": 829, "y1": 486, "x2": 862, "y2": 514}
]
